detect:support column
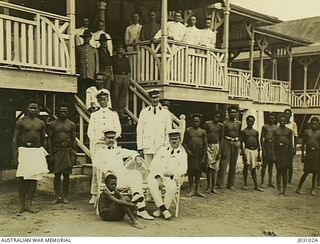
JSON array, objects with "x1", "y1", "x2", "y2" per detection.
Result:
[
  {"x1": 297, "y1": 57, "x2": 314, "y2": 107},
  {"x1": 96, "y1": 1, "x2": 107, "y2": 23},
  {"x1": 67, "y1": 0, "x2": 76, "y2": 75},
  {"x1": 160, "y1": 0, "x2": 168, "y2": 84},
  {"x1": 244, "y1": 22, "x2": 254, "y2": 79},
  {"x1": 222, "y1": 0, "x2": 230, "y2": 90}
]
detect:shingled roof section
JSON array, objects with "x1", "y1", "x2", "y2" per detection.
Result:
[{"x1": 261, "y1": 16, "x2": 320, "y2": 44}]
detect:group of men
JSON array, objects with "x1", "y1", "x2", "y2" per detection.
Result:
[
  {"x1": 86, "y1": 87, "x2": 187, "y2": 227},
  {"x1": 12, "y1": 87, "x2": 320, "y2": 227},
  {"x1": 184, "y1": 106, "x2": 320, "y2": 197},
  {"x1": 75, "y1": 18, "x2": 131, "y2": 119},
  {"x1": 126, "y1": 11, "x2": 216, "y2": 48}
]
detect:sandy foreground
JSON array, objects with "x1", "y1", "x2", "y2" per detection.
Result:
[{"x1": 0, "y1": 156, "x2": 319, "y2": 237}]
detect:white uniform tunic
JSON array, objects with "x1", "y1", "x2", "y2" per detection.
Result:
[
  {"x1": 137, "y1": 105, "x2": 172, "y2": 155},
  {"x1": 125, "y1": 23, "x2": 142, "y2": 44},
  {"x1": 147, "y1": 144, "x2": 187, "y2": 208},
  {"x1": 201, "y1": 28, "x2": 217, "y2": 49},
  {"x1": 182, "y1": 26, "x2": 201, "y2": 45},
  {"x1": 94, "y1": 146, "x2": 144, "y2": 194},
  {"x1": 154, "y1": 21, "x2": 186, "y2": 41}
]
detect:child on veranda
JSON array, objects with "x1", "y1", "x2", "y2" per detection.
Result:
[
  {"x1": 98, "y1": 173, "x2": 145, "y2": 229},
  {"x1": 240, "y1": 115, "x2": 263, "y2": 192}
]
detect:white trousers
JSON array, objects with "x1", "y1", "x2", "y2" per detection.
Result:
[{"x1": 147, "y1": 175, "x2": 176, "y2": 209}]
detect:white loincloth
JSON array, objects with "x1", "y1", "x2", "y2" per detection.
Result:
[
  {"x1": 244, "y1": 148, "x2": 260, "y2": 169},
  {"x1": 16, "y1": 147, "x2": 49, "y2": 180}
]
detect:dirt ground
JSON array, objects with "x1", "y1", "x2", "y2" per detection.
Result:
[{"x1": 1, "y1": 155, "x2": 319, "y2": 237}]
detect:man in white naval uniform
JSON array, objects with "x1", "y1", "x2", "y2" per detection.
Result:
[
  {"x1": 94, "y1": 129, "x2": 154, "y2": 220},
  {"x1": 87, "y1": 89, "x2": 121, "y2": 204},
  {"x1": 147, "y1": 129, "x2": 187, "y2": 219},
  {"x1": 200, "y1": 18, "x2": 217, "y2": 49},
  {"x1": 182, "y1": 15, "x2": 200, "y2": 45},
  {"x1": 154, "y1": 11, "x2": 186, "y2": 41},
  {"x1": 136, "y1": 89, "x2": 173, "y2": 169}
]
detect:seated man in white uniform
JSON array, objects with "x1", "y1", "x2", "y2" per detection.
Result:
[
  {"x1": 94, "y1": 128, "x2": 154, "y2": 220},
  {"x1": 147, "y1": 129, "x2": 187, "y2": 219}
]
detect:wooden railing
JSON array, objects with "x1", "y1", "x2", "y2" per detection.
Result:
[
  {"x1": 0, "y1": 2, "x2": 74, "y2": 74},
  {"x1": 228, "y1": 68, "x2": 251, "y2": 99},
  {"x1": 126, "y1": 79, "x2": 186, "y2": 138},
  {"x1": 291, "y1": 90, "x2": 320, "y2": 108},
  {"x1": 227, "y1": 67, "x2": 290, "y2": 104},
  {"x1": 127, "y1": 40, "x2": 225, "y2": 89},
  {"x1": 74, "y1": 95, "x2": 91, "y2": 157},
  {"x1": 258, "y1": 78, "x2": 290, "y2": 104}
]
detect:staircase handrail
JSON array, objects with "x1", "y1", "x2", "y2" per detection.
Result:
[
  {"x1": 128, "y1": 79, "x2": 183, "y2": 128},
  {"x1": 74, "y1": 95, "x2": 90, "y2": 123}
]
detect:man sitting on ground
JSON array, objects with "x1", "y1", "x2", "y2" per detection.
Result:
[{"x1": 98, "y1": 173, "x2": 145, "y2": 229}]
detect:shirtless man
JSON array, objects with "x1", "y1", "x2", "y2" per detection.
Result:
[
  {"x1": 183, "y1": 113, "x2": 207, "y2": 197},
  {"x1": 240, "y1": 115, "x2": 263, "y2": 192},
  {"x1": 48, "y1": 104, "x2": 76, "y2": 204},
  {"x1": 296, "y1": 117, "x2": 320, "y2": 196},
  {"x1": 12, "y1": 99, "x2": 48, "y2": 214},
  {"x1": 273, "y1": 114, "x2": 293, "y2": 195},
  {"x1": 260, "y1": 113, "x2": 277, "y2": 188},
  {"x1": 204, "y1": 111, "x2": 223, "y2": 194},
  {"x1": 217, "y1": 105, "x2": 241, "y2": 190}
]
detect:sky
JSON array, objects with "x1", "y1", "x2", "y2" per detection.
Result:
[{"x1": 231, "y1": 0, "x2": 320, "y2": 21}]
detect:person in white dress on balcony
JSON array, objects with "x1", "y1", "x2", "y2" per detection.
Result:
[
  {"x1": 200, "y1": 18, "x2": 217, "y2": 49},
  {"x1": 182, "y1": 15, "x2": 201, "y2": 46},
  {"x1": 75, "y1": 17, "x2": 90, "y2": 47},
  {"x1": 125, "y1": 12, "x2": 142, "y2": 45},
  {"x1": 154, "y1": 11, "x2": 186, "y2": 41},
  {"x1": 90, "y1": 20, "x2": 113, "y2": 55}
]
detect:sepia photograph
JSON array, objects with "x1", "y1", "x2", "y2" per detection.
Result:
[{"x1": 0, "y1": 0, "x2": 319, "y2": 239}]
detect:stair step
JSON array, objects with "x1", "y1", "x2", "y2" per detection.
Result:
[{"x1": 37, "y1": 173, "x2": 91, "y2": 196}]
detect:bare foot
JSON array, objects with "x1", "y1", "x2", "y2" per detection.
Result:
[
  {"x1": 186, "y1": 190, "x2": 195, "y2": 197},
  {"x1": 211, "y1": 189, "x2": 220, "y2": 194},
  {"x1": 310, "y1": 190, "x2": 316, "y2": 196},
  {"x1": 254, "y1": 187, "x2": 264, "y2": 192},
  {"x1": 25, "y1": 208, "x2": 37, "y2": 213},
  {"x1": 61, "y1": 198, "x2": 69, "y2": 204},
  {"x1": 205, "y1": 188, "x2": 211, "y2": 194},
  {"x1": 296, "y1": 189, "x2": 304, "y2": 195},
  {"x1": 241, "y1": 186, "x2": 248, "y2": 190},
  {"x1": 16, "y1": 209, "x2": 26, "y2": 216},
  {"x1": 282, "y1": 191, "x2": 287, "y2": 196},
  {"x1": 268, "y1": 183, "x2": 276, "y2": 188},
  {"x1": 277, "y1": 189, "x2": 282, "y2": 195},
  {"x1": 133, "y1": 222, "x2": 145, "y2": 229},
  {"x1": 260, "y1": 183, "x2": 265, "y2": 188},
  {"x1": 227, "y1": 186, "x2": 236, "y2": 190},
  {"x1": 195, "y1": 191, "x2": 206, "y2": 198},
  {"x1": 52, "y1": 198, "x2": 60, "y2": 205}
]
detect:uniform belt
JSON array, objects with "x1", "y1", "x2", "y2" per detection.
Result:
[
  {"x1": 114, "y1": 72, "x2": 128, "y2": 75},
  {"x1": 54, "y1": 142, "x2": 71, "y2": 147},
  {"x1": 225, "y1": 136, "x2": 239, "y2": 142},
  {"x1": 246, "y1": 147, "x2": 259, "y2": 150},
  {"x1": 21, "y1": 142, "x2": 40, "y2": 148}
]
